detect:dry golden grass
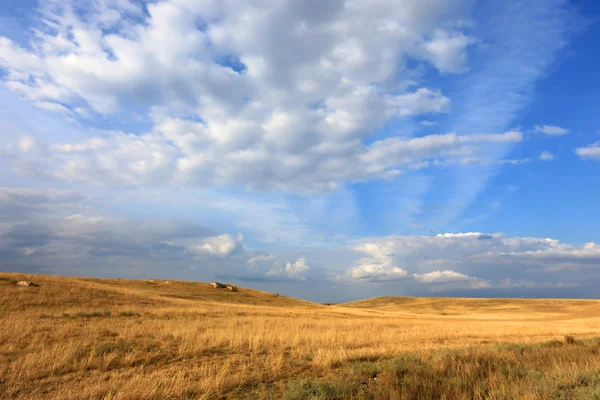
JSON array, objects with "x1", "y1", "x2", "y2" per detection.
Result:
[{"x1": 1, "y1": 272, "x2": 600, "y2": 399}]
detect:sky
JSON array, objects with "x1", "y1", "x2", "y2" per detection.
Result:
[{"x1": 0, "y1": 0, "x2": 599, "y2": 303}]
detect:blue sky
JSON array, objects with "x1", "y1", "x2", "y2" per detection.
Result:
[{"x1": 1, "y1": 0, "x2": 599, "y2": 302}]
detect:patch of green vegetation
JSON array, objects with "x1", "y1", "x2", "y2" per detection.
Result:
[
  {"x1": 63, "y1": 311, "x2": 112, "y2": 319},
  {"x1": 276, "y1": 340, "x2": 600, "y2": 400},
  {"x1": 94, "y1": 341, "x2": 131, "y2": 357},
  {"x1": 282, "y1": 379, "x2": 358, "y2": 400},
  {"x1": 119, "y1": 311, "x2": 141, "y2": 317},
  {"x1": 346, "y1": 361, "x2": 381, "y2": 379},
  {"x1": 143, "y1": 341, "x2": 160, "y2": 352},
  {"x1": 541, "y1": 339, "x2": 564, "y2": 348}
]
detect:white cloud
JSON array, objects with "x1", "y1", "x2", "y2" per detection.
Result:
[
  {"x1": 412, "y1": 270, "x2": 489, "y2": 289},
  {"x1": 247, "y1": 254, "x2": 311, "y2": 281},
  {"x1": 538, "y1": 151, "x2": 554, "y2": 161},
  {"x1": 7, "y1": 128, "x2": 525, "y2": 193},
  {"x1": 1, "y1": 186, "x2": 598, "y2": 296},
  {"x1": 413, "y1": 269, "x2": 472, "y2": 283},
  {"x1": 343, "y1": 232, "x2": 600, "y2": 290},
  {"x1": 575, "y1": 142, "x2": 600, "y2": 161},
  {"x1": 420, "y1": 120, "x2": 438, "y2": 127},
  {"x1": 189, "y1": 233, "x2": 242, "y2": 257},
  {"x1": 533, "y1": 125, "x2": 569, "y2": 136},
  {"x1": 33, "y1": 101, "x2": 72, "y2": 116},
  {"x1": 17, "y1": 135, "x2": 39, "y2": 153},
  {"x1": 420, "y1": 30, "x2": 476, "y2": 73},
  {"x1": 276, "y1": 257, "x2": 311, "y2": 280},
  {"x1": 486, "y1": 241, "x2": 600, "y2": 269},
  {"x1": 0, "y1": 0, "x2": 487, "y2": 193},
  {"x1": 350, "y1": 262, "x2": 408, "y2": 281},
  {"x1": 347, "y1": 241, "x2": 408, "y2": 281},
  {"x1": 285, "y1": 258, "x2": 310, "y2": 277}
]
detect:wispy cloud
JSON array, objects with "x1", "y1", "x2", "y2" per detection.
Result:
[{"x1": 419, "y1": 0, "x2": 579, "y2": 231}]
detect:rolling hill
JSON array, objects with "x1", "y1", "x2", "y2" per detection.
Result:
[{"x1": 2, "y1": 272, "x2": 600, "y2": 399}]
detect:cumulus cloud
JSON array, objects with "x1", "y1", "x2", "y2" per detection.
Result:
[
  {"x1": 262, "y1": 257, "x2": 311, "y2": 281},
  {"x1": 5, "y1": 187, "x2": 594, "y2": 296},
  {"x1": 575, "y1": 142, "x2": 600, "y2": 161},
  {"x1": 420, "y1": 30, "x2": 476, "y2": 73},
  {"x1": 342, "y1": 232, "x2": 600, "y2": 292},
  {"x1": 347, "y1": 241, "x2": 408, "y2": 281},
  {"x1": 413, "y1": 270, "x2": 490, "y2": 289},
  {"x1": 532, "y1": 125, "x2": 569, "y2": 136},
  {"x1": 5, "y1": 127, "x2": 526, "y2": 193},
  {"x1": 0, "y1": 188, "x2": 316, "y2": 283},
  {"x1": 285, "y1": 258, "x2": 310, "y2": 278},
  {"x1": 350, "y1": 263, "x2": 408, "y2": 281},
  {"x1": 189, "y1": 234, "x2": 243, "y2": 257},
  {"x1": 0, "y1": 0, "x2": 504, "y2": 193},
  {"x1": 1, "y1": 187, "x2": 598, "y2": 297},
  {"x1": 539, "y1": 151, "x2": 554, "y2": 161},
  {"x1": 414, "y1": 269, "x2": 473, "y2": 283}
]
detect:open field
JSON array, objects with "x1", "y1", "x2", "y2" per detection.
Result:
[{"x1": 1, "y1": 272, "x2": 600, "y2": 399}]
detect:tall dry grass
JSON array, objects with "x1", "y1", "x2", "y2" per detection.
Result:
[{"x1": 1, "y1": 273, "x2": 600, "y2": 399}]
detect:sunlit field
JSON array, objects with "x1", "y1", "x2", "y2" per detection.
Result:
[{"x1": 2, "y1": 273, "x2": 600, "y2": 400}]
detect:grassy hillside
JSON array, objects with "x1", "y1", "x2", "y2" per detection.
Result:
[
  {"x1": 1, "y1": 272, "x2": 600, "y2": 399},
  {"x1": 0, "y1": 272, "x2": 320, "y2": 310},
  {"x1": 336, "y1": 296, "x2": 600, "y2": 319}
]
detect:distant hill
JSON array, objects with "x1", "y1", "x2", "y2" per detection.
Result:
[
  {"x1": 335, "y1": 296, "x2": 600, "y2": 319},
  {"x1": 3, "y1": 272, "x2": 599, "y2": 318},
  {"x1": 0, "y1": 272, "x2": 320, "y2": 310}
]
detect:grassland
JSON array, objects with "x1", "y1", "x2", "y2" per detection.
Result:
[{"x1": 1, "y1": 272, "x2": 600, "y2": 399}]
